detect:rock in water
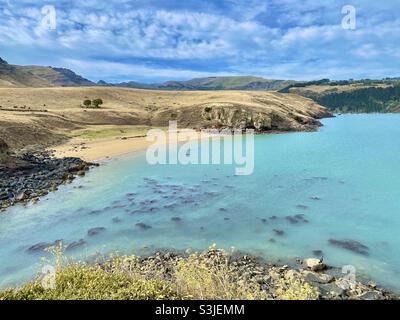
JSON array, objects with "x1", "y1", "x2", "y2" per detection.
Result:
[
  {"x1": 87, "y1": 227, "x2": 106, "y2": 236},
  {"x1": 136, "y1": 222, "x2": 152, "y2": 230},
  {"x1": 112, "y1": 217, "x2": 122, "y2": 223},
  {"x1": 312, "y1": 250, "x2": 324, "y2": 257},
  {"x1": 65, "y1": 239, "x2": 86, "y2": 251},
  {"x1": 304, "y1": 258, "x2": 326, "y2": 271},
  {"x1": 328, "y1": 239, "x2": 369, "y2": 256},
  {"x1": 27, "y1": 239, "x2": 63, "y2": 253},
  {"x1": 273, "y1": 229, "x2": 285, "y2": 236}
]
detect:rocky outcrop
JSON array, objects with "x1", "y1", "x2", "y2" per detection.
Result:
[
  {"x1": 197, "y1": 104, "x2": 329, "y2": 132},
  {"x1": 0, "y1": 152, "x2": 97, "y2": 210},
  {"x1": 157, "y1": 96, "x2": 333, "y2": 133},
  {"x1": 201, "y1": 105, "x2": 275, "y2": 130}
]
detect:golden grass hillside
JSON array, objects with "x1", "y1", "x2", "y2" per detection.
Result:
[{"x1": 0, "y1": 87, "x2": 330, "y2": 151}]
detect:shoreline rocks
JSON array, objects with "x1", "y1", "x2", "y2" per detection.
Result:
[
  {"x1": 0, "y1": 151, "x2": 97, "y2": 211},
  {"x1": 109, "y1": 248, "x2": 398, "y2": 300},
  {"x1": 304, "y1": 258, "x2": 326, "y2": 271}
]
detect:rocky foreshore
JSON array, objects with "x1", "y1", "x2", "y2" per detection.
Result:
[
  {"x1": 0, "y1": 150, "x2": 97, "y2": 211},
  {"x1": 127, "y1": 248, "x2": 399, "y2": 300}
]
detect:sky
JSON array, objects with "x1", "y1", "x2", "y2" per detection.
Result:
[{"x1": 0, "y1": 0, "x2": 399, "y2": 83}]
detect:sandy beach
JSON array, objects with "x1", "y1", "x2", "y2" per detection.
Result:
[
  {"x1": 51, "y1": 136, "x2": 151, "y2": 162},
  {"x1": 51, "y1": 129, "x2": 224, "y2": 162}
]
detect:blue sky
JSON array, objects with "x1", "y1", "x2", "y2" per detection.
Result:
[{"x1": 0, "y1": 0, "x2": 399, "y2": 82}]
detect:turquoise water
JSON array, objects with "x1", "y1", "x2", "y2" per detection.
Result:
[{"x1": 1, "y1": 114, "x2": 400, "y2": 291}]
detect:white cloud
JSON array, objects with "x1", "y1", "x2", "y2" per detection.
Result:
[{"x1": 0, "y1": 0, "x2": 399, "y2": 81}]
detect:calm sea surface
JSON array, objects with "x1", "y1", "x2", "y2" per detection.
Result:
[{"x1": 1, "y1": 114, "x2": 400, "y2": 291}]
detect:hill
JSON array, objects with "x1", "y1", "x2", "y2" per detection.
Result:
[
  {"x1": 0, "y1": 58, "x2": 52, "y2": 87},
  {"x1": 105, "y1": 76, "x2": 295, "y2": 91},
  {"x1": 0, "y1": 87, "x2": 330, "y2": 151},
  {"x1": 0, "y1": 58, "x2": 294, "y2": 91},
  {"x1": 279, "y1": 79, "x2": 400, "y2": 113},
  {"x1": 21, "y1": 66, "x2": 94, "y2": 86},
  {"x1": 0, "y1": 58, "x2": 94, "y2": 87}
]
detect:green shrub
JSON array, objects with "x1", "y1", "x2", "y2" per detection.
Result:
[
  {"x1": 82, "y1": 98, "x2": 103, "y2": 109},
  {"x1": 174, "y1": 250, "x2": 269, "y2": 300},
  {"x1": 204, "y1": 106, "x2": 212, "y2": 113},
  {"x1": 82, "y1": 99, "x2": 92, "y2": 108},
  {"x1": 92, "y1": 98, "x2": 103, "y2": 108},
  {"x1": 0, "y1": 264, "x2": 177, "y2": 300}
]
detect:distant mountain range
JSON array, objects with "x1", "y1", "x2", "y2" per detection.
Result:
[
  {"x1": 98, "y1": 76, "x2": 295, "y2": 91},
  {"x1": 0, "y1": 57, "x2": 294, "y2": 91},
  {"x1": 1, "y1": 57, "x2": 399, "y2": 113}
]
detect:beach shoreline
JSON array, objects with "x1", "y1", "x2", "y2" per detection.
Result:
[
  {"x1": 50, "y1": 129, "x2": 231, "y2": 162},
  {"x1": 51, "y1": 136, "x2": 151, "y2": 162}
]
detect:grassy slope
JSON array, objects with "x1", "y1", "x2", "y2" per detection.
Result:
[
  {"x1": 0, "y1": 87, "x2": 328, "y2": 151},
  {"x1": 0, "y1": 59, "x2": 94, "y2": 87},
  {"x1": 0, "y1": 63, "x2": 53, "y2": 87},
  {"x1": 21, "y1": 66, "x2": 94, "y2": 86}
]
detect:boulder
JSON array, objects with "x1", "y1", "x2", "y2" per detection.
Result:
[
  {"x1": 304, "y1": 258, "x2": 326, "y2": 271},
  {"x1": 317, "y1": 283, "x2": 344, "y2": 298},
  {"x1": 16, "y1": 191, "x2": 29, "y2": 201},
  {"x1": 304, "y1": 271, "x2": 333, "y2": 284}
]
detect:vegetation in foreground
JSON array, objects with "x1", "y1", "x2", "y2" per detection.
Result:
[{"x1": 0, "y1": 245, "x2": 319, "y2": 300}]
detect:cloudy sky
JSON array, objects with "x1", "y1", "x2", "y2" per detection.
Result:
[{"x1": 0, "y1": 0, "x2": 399, "y2": 82}]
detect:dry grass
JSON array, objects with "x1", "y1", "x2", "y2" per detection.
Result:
[
  {"x1": 0, "y1": 87, "x2": 326, "y2": 151},
  {"x1": 291, "y1": 83, "x2": 393, "y2": 95}
]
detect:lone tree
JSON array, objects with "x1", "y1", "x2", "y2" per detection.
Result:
[
  {"x1": 83, "y1": 99, "x2": 92, "y2": 108},
  {"x1": 92, "y1": 98, "x2": 103, "y2": 108}
]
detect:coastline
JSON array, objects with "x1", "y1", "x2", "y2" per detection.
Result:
[
  {"x1": 1, "y1": 120, "x2": 400, "y2": 299},
  {"x1": 50, "y1": 129, "x2": 230, "y2": 162},
  {"x1": 1, "y1": 247, "x2": 398, "y2": 300},
  {"x1": 51, "y1": 136, "x2": 151, "y2": 162}
]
